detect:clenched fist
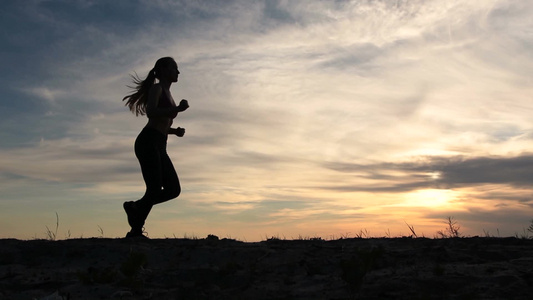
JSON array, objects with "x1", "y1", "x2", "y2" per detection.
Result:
[
  {"x1": 178, "y1": 99, "x2": 189, "y2": 112},
  {"x1": 174, "y1": 127, "x2": 185, "y2": 137}
]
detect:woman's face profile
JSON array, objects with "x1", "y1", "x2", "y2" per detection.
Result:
[{"x1": 166, "y1": 61, "x2": 180, "y2": 83}]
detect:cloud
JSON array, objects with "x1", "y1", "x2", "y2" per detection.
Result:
[
  {"x1": 0, "y1": 135, "x2": 136, "y2": 183},
  {"x1": 431, "y1": 155, "x2": 533, "y2": 187},
  {"x1": 322, "y1": 154, "x2": 533, "y2": 193}
]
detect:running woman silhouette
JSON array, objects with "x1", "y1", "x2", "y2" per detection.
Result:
[{"x1": 122, "y1": 57, "x2": 189, "y2": 238}]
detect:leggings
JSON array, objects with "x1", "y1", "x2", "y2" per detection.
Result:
[{"x1": 134, "y1": 127, "x2": 181, "y2": 224}]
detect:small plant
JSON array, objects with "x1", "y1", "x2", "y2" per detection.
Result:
[
  {"x1": 266, "y1": 235, "x2": 282, "y2": 241},
  {"x1": 295, "y1": 235, "x2": 323, "y2": 241},
  {"x1": 183, "y1": 233, "x2": 199, "y2": 240},
  {"x1": 405, "y1": 221, "x2": 418, "y2": 238},
  {"x1": 97, "y1": 225, "x2": 105, "y2": 238},
  {"x1": 45, "y1": 212, "x2": 59, "y2": 241},
  {"x1": 265, "y1": 233, "x2": 286, "y2": 241},
  {"x1": 339, "y1": 232, "x2": 351, "y2": 239},
  {"x1": 483, "y1": 229, "x2": 492, "y2": 238},
  {"x1": 515, "y1": 228, "x2": 531, "y2": 239},
  {"x1": 224, "y1": 234, "x2": 238, "y2": 241},
  {"x1": 355, "y1": 229, "x2": 370, "y2": 239},
  {"x1": 514, "y1": 220, "x2": 533, "y2": 239},
  {"x1": 296, "y1": 234, "x2": 308, "y2": 240},
  {"x1": 437, "y1": 216, "x2": 461, "y2": 238}
]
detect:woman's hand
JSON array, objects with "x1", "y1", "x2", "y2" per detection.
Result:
[
  {"x1": 177, "y1": 99, "x2": 189, "y2": 112},
  {"x1": 174, "y1": 127, "x2": 185, "y2": 137}
]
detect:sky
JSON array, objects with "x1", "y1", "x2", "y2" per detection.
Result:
[{"x1": 1, "y1": 0, "x2": 533, "y2": 241}]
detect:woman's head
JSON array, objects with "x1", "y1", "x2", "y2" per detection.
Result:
[
  {"x1": 153, "y1": 57, "x2": 179, "y2": 83},
  {"x1": 122, "y1": 56, "x2": 179, "y2": 116}
]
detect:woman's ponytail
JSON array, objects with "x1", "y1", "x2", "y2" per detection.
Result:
[
  {"x1": 122, "y1": 57, "x2": 175, "y2": 116},
  {"x1": 122, "y1": 68, "x2": 157, "y2": 116}
]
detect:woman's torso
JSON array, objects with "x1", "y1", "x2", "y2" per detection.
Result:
[{"x1": 146, "y1": 86, "x2": 176, "y2": 135}]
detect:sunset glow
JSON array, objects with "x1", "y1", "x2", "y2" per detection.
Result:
[{"x1": 402, "y1": 189, "x2": 459, "y2": 209}]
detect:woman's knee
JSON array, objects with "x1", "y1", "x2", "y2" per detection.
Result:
[
  {"x1": 173, "y1": 185, "x2": 181, "y2": 198},
  {"x1": 167, "y1": 184, "x2": 181, "y2": 199}
]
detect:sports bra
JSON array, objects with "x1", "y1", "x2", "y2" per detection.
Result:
[{"x1": 158, "y1": 89, "x2": 178, "y2": 119}]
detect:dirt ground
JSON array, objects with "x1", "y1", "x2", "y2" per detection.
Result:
[{"x1": 0, "y1": 237, "x2": 532, "y2": 299}]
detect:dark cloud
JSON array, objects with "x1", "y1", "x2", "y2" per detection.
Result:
[
  {"x1": 322, "y1": 154, "x2": 533, "y2": 192},
  {"x1": 263, "y1": 0, "x2": 295, "y2": 23},
  {"x1": 424, "y1": 155, "x2": 533, "y2": 188},
  {"x1": 424, "y1": 207, "x2": 533, "y2": 230},
  {"x1": 476, "y1": 190, "x2": 533, "y2": 205}
]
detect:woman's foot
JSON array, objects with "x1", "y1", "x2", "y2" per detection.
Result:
[
  {"x1": 123, "y1": 201, "x2": 141, "y2": 229},
  {"x1": 125, "y1": 229, "x2": 149, "y2": 239},
  {"x1": 124, "y1": 202, "x2": 148, "y2": 238}
]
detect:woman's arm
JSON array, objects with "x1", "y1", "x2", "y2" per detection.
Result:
[{"x1": 169, "y1": 127, "x2": 185, "y2": 137}]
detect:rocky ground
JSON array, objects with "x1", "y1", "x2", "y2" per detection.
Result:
[{"x1": 0, "y1": 236, "x2": 532, "y2": 299}]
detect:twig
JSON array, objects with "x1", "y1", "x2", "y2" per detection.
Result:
[
  {"x1": 405, "y1": 221, "x2": 417, "y2": 238},
  {"x1": 45, "y1": 212, "x2": 59, "y2": 241}
]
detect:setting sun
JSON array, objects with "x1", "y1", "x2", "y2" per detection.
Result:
[{"x1": 402, "y1": 189, "x2": 460, "y2": 208}]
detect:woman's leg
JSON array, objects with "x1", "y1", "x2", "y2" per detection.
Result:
[
  {"x1": 131, "y1": 128, "x2": 180, "y2": 231},
  {"x1": 128, "y1": 128, "x2": 164, "y2": 232},
  {"x1": 153, "y1": 150, "x2": 180, "y2": 205}
]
